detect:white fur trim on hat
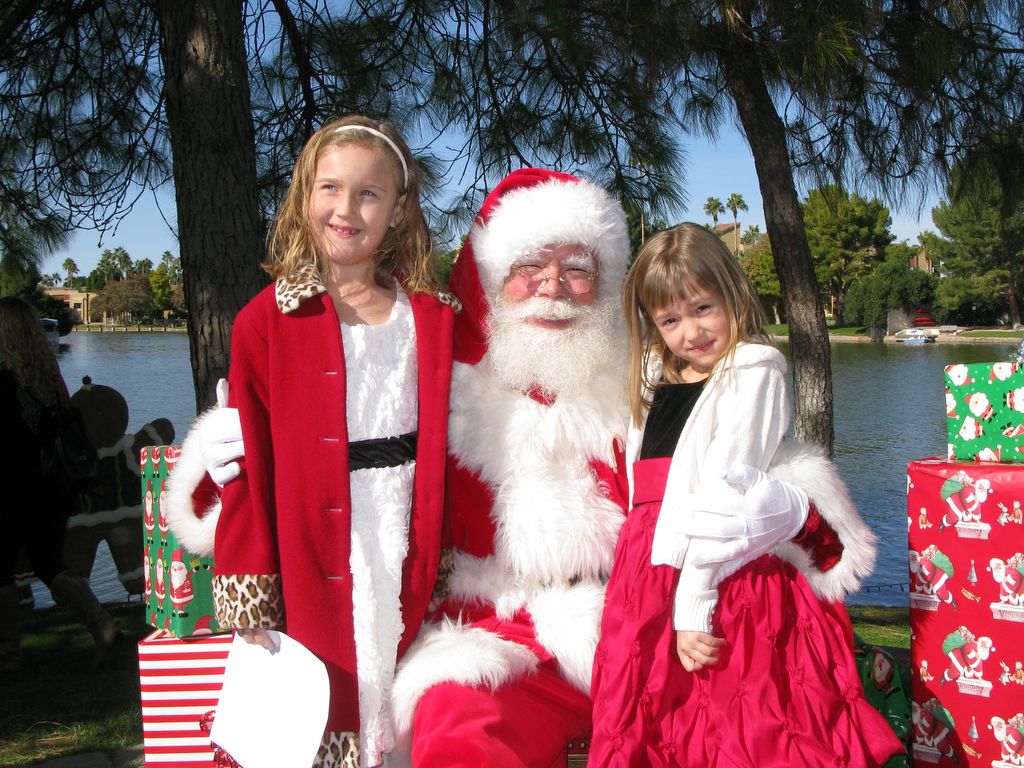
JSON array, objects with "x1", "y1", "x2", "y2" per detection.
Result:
[{"x1": 470, "y1": 177, "x2": 630, "y2": 302}]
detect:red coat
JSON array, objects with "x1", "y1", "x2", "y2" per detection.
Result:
[{"x1": 218, "y1": 282, "x2": 453, "y2": 732}]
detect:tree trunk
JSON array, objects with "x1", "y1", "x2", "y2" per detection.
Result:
[
  {"x1": 153, "y1": 0, "x2": 266, "y2": 413},
  {"x1": 718, "y1": 22, "x2": 834, "y2": 454},
  {"x1": 1005, "y1": 242, "x2": 1020, "y2": 327}
]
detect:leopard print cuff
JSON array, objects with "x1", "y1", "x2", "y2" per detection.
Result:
[
  {"x1": 315, "y1": 731, "x2": 359, "y2": 768},
  {"x1": 430, "y1": 548, "x2": 456, "y2": 605},
  {"x1": 212, "y1": 573, "x2": 285, "y2": 628}
]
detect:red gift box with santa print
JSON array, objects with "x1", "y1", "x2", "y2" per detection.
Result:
[
  {"x1": 142, "y1": 446, "x2": 220, "y2": 638},
  {"x1": 138, "y1": 628, "x2": 234, "y2": 767},
  {"x1": 907, "y1": 457, "x2": 1024, "y2": 767}
]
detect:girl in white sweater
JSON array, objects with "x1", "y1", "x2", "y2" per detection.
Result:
[{"x1": 589, "y1": 223, "x2": 903, "y2": 767}]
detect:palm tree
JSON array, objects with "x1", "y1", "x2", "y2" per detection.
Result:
[
  {"x1": 703, "y1": 197, "x2": 725, "y2": 226},
  {"x1": 741, "y1": 225, "x2": 762, "y2": 245},
  {"x1": 63, "y1": 258, "x2": 78, "y2": 286},
  {"x1": 725, "y1": 193, "x2": 748, "y2": 254}
]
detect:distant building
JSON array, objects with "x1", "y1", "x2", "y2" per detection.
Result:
[
  {"x1": 46, "y1": 286, "x2": 97, "y2": 323},
  {"x1": 714, "y1": 222, "x2": 744, "y2": 255},
  {"x1": 907, "y1": 247, "x2": 935, "y2": 273}
]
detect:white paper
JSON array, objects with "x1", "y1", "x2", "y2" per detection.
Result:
[{"x1": 209, "y1": 631, "x2": 330, "y2": 768}]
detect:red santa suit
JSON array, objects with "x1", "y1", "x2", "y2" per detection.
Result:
[
  {"x1": 387, "y1": 169, "x2": 859, "y2": 767},
  {"x1": 143, "y1": 483, "x2": 155, "y2": 542},
  {"x1": 942, "y1": 633, "x2": 992, "y2": 683},
  {"x1": 154, "y1": 549, "x2": 165, "y2": 612},
  {"x1": 997, "y1": 559, "x2": 1024, "y2": 604},
  {"x1": 163, "y1": 271, "x2": 454, "y2": 765},
  {"x1": 168, "y1": 548, "x2": 194, "y2": 616},
  {"x1": 914, "y1": 703, "x2": 953, "y2": 754}
]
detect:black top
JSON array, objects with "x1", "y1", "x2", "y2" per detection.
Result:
[
  {"x1": 0, "y1": 368, "x2": 45, "y2": 482},
  {"x1": 639, "y1": 380, "x2": 707, "y2": 460}
]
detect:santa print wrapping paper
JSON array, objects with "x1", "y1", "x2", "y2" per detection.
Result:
[
  {"x1": 946, "y1": 362, "x2": 1024, "y2": 462},
  {"x1": 138, "y1": 629, "x2": 233, "y2": 767},
  {"x1": 142, "y1": 446, "x2": 220, "y2": 637},
  {"x1": 907, "y1": 457, "x2": 1024, "y2": 767}
]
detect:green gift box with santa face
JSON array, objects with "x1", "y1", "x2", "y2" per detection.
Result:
[
  {"x1": 141, "y1": 446, "x2": 221, "y2": 637},
  {"x1": 945, "y1": 361, "x2": 1024, "y2": 462}
]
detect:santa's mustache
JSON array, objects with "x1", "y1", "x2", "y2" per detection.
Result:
[{"x1": 504, "y1": 296, "x2": 583, "y2": 323}]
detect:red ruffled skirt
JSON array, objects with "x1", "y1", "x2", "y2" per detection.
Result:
[{"x1": 590, "y1": 458, "x2": 904, "y2": 767}]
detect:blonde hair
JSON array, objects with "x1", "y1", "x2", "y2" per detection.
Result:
[
  {"x1": 624, "y1": 223, "x2": 769, "y2": 425},
  {"x1": 0, "y1": 296, "x2": 60, "y2": 405},
  {"x1": 264, "y1": 114, "x2": 437, "y2": 294}
]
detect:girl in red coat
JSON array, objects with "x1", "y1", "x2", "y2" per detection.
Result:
[
  {"x1": 589, "y1": 225, "x2": 903, "y2": 767},
  {"x1": 201, "y1": 115, "x2": 453, "y2": 767}
]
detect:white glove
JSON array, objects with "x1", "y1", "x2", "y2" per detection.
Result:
[
  {"x1": 683, "y1": 465, "x2": 809, "y2": 579},
  {"x1": 200, "y1": 378, "x2": 244, "y2": 487}
]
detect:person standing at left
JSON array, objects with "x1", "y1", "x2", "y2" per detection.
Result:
[
  {"x1": 165, "y1": 115, "x2": 453, "y2": 767},
  {"x1": 0, "y1": 296, "x2": 122, "y2": 671}
]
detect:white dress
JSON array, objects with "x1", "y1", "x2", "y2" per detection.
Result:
[{"x1": 340, "y1": 291, "x2": 417, "y2": 767}]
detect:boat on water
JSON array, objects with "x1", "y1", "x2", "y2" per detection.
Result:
[
  {"x1": 893, "y1": 327, "x2": 937, "y2": 344},
  {"x1": 40, "y1": 317, "x2": 60, "y2": 348}
]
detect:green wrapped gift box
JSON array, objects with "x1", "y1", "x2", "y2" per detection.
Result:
[
  {"x1": 140, "y1": 445, "x2": 221, "y2": 637},
  {"x1": 946, "y1": 362, "x2": 1024, "y2": 462}
]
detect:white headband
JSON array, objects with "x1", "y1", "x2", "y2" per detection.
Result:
[{"x1": 333, "y1": 125, "x2": 409, "y2": 190}]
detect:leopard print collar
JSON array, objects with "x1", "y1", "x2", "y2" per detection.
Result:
[{"x1": 275, "y1": 262, "x2": 326, "y2": 314}]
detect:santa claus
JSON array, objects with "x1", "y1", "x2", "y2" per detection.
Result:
[
  {"x1": 989, "y1": 553, "x2": 1024, "y2": 605},
  {"x1": 168, "y1": 548, "x2": 195, "y2": 617},
  {"x1": 143, "y1": 549, "x2": 152, "y2": 602},
  {"x1": 143, "y1": 480, "x2": 155, "y2": 544},
  {"x1": 386, "y1": 169, "x2": 875, "y2": 765},
  {"x1": 941, "y1": 626, "x2": 994, "y2": 684},
  {"x1": 156, "y1": 483, "x2": 170, "y2": 546},
  {"x1": 154, "y1": 548, "x2": 166, "y2": 614},
  {"x1": 164, "y1": 168, "x2": 876, "y2": 767}
]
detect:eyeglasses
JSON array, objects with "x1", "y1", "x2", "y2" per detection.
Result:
[{"x1": 507, "y1": 263, "x2": 599, "y2": 295}]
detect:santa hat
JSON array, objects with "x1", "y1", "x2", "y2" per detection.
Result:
[
  {"x1": 449, "y1": 168, "x2": 630, "y2": 364},
  {"x1": 171, "y1": 548, "x2": 184, "y2": 563}
]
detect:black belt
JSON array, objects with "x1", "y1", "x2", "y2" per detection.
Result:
[{"x1": 349, "y1": 431, "x2": 417, "y2": 471}]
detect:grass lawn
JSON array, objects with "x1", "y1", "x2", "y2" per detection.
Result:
[
  {"x1": 848, "y1": 604, "x2": 910, "y2": 649},
  {"x1": 767, "y1": 323, "x2": 1024, "y2": 340},
  {"x1": 1, "y1": 600, "x2": 912, "y2": 765},
  {"x1": 767, "y1": 324, "x2": 871, "y2": 337},
  {"x1": 0, "y1": 601, "x2": 149, "y2": 766},
  {"x1": 958, "y1": 329, "x2": 1024, "y2": 338}
]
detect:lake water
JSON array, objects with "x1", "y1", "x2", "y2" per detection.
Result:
[{"x1": 36, "y1": 330, "x2": 1019, "y2": 608}]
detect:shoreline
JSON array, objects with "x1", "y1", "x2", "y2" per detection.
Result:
[
  {"x1": 773, "y1": 333, "x2": 1022, "y2": 345},
  {"x1": 71, "y1": 325, "x2": 186, "y2": 333},
  {"x1": 71, "y1": 325, "x2": 1021, "y2": 343}
]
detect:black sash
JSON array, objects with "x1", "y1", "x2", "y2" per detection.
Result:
[{"x1": 348, "y1": 431, "x2": 417, "y2": 471}]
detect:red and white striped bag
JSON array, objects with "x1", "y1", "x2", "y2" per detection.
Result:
[{"x1": 138, "y1": 628, "x2": 234, "y2": 767}]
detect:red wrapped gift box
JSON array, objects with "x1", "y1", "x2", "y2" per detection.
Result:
[
  {"x1": 907, "y1": 458, "x2": 1024, "y2": 767},
  {"x1": 138, "y1": 629, "x2": 233, "y2": 767}
]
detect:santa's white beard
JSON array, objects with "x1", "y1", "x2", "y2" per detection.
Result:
[
  {"x1": 170, "y1": 568, "x2": 185, "y2": 589},
  {"x1": 486, "y1": 293, "x2": 624, "y2": 398}
]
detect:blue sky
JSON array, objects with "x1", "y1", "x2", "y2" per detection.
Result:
[{"x1": 41, "y1": 126, "x2": 941, "y2": 278}]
